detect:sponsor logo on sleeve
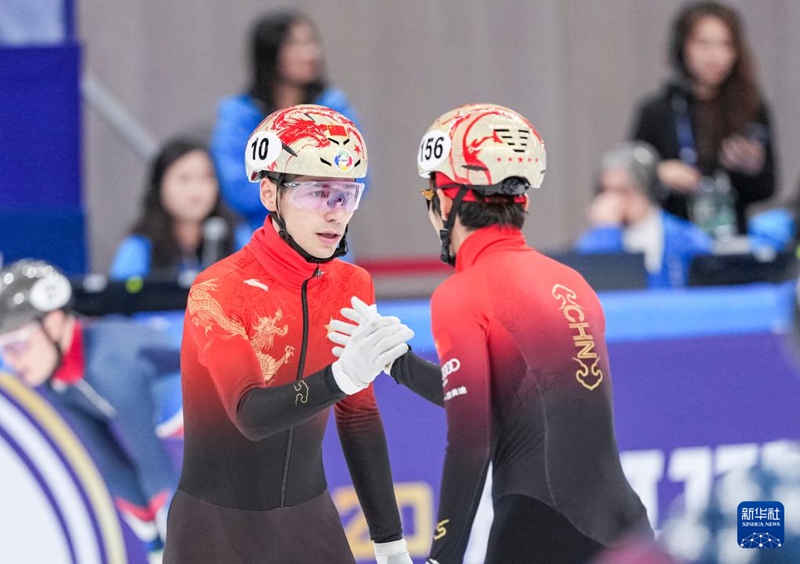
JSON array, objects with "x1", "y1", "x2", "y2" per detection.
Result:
[
  {"x1": 440, "y1": 358, "x2": 467, "y2": 401},
  {"x1": 440, "y1": 358, "x2": 460, "y2": 387}
]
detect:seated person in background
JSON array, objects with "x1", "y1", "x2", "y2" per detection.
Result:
[
  {"x1": 576, "y1": 142, "x2": 712, "y2": 288},
  {"x1": 630, "y1": 1, "x2": 776, "y2": 238},
  {"x1": 0, "y1": 259, "x2": 181, "y2": 561},
  {"x1": 110, "y1": 138, "x2": 249, "y2": 281},
  {"x1": 210, "y1": 9, "x2": 366, "y2": 234}
]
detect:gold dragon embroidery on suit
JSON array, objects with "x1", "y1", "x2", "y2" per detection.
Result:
[
  {"x1": 188, "y1": 279, "x2": 247, "y2": 349},
  {"x1": 250, "y1": 309, "x2": 294, "y2": 382},
  {"x1": 188, "y1": 278, "x2": 294, "y2": 382}
]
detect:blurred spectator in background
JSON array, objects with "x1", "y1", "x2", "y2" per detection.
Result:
[
  {"x1": 210, "y1": 8, "x2": 366, "y2": 234},
  {"x1": 576, "y1": 142, "x2": 712, "y2": 288},
  {"x1": 0, "y1": 259, "x2": 181, "y2": 562},
  {"x1": 631, "y1": 1, "x2": 775, "y2": 240},
  {"x1": 110, "y1": 138, "x2": 249, "y2": 282}
]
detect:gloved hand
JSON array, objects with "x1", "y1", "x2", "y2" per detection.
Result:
[
  {"x1": 328, "y1": 296, "x2": 378, "y2": 354},
  {"x1": 330, "y1": 300, "x2": 414, "y2": 395},
  {"x1": 374, "y1": 539, "x2": 413, "y2": 564},
  {"x1": 328, "y1": 297, "x2": 411, "y2": 375}
]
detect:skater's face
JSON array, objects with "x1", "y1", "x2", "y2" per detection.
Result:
[
  {"x1": 684, "y1": 15, "x2": 736, "y2": 90},
  {"x1": 0, "y1": 312, "x2": 67, "y2": 387},
  {"x1": 278, "y1": 20, "x2": 322, "y2": 87},
  {"x1": 261, "y1": 176, "x2": 355, "y2": 259},
  {"x1": 425, "y1": 187, "x2": 458, "y2": 258},
  {"x1": 427, "y1": 197, "x2": 445, "y2": 236},
  {"x1": 160, "y1": 150, "x2": 218, "y2": 225}
]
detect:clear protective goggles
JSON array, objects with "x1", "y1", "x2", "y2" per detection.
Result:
[
  {"x1": 0, "y1": 324, "x2": 35, "y2": 356},
  {"x1": 284, "y1": 180, "x2": 365, "y2": 212}
]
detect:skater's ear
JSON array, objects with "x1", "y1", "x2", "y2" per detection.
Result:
[
  {"x1": 435, "y1": 188, "x2": 453, "y2": 221},
  {"x1": 260, "y1": 177, "x2": 279, "y2": 212}
]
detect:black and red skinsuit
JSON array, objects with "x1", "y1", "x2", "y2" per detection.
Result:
[
  {"x1": 391, "y1": 225, "x2": 652, "y2": 564},
  {"x1": 165, "y1": 218, "x2": 403, "y2": 563}
]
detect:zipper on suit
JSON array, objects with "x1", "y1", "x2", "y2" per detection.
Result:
[{"x1": 279, "y1": 266, "x2": 321, "y2": 506}]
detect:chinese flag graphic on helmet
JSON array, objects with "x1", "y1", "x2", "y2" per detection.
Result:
[
  {"x1": 417, "y1": 103, "x2": 546, "y2": 188},
  {"x1": 245, "y1": 104, "x2": 367, "y2": 182}
]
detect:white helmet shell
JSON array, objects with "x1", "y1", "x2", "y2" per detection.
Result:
[
  {"x1": 245, "y1": 104, "x2": 367, "y2": 182},
  {"x1": 417, "y1": 103, "x2": 546, "y2": 188}
]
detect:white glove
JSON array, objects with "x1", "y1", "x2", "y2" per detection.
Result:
[
  {"x1": 328, "y1": 297, "x2": 409, "y2": 374},
  {"x1": 328, "y1": 296, "x2": 376, "y2": 346},
  {"x1": 374, "y1": 539, "x2": 413, "y2": 564},
  {"x1": 330, "y1": 302, "x2": 414, "y2": 395}
]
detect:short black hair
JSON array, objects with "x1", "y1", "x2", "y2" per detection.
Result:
[{"x1": 429, "y1": 186, "x2": 527, "y2": 230}]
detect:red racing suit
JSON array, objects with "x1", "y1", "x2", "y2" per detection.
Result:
[
  {"x1": 165, "y1": 218, "x2": 403, "y2": 563},
  {"x1": 391, "y1": 225, "x2": 652, "y2": 563}
]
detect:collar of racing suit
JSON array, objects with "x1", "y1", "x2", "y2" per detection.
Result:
[
  {"x1": 247, "y1": 215, "x2": 324, "y2": 289},
  {"x1": 52, "y1": 321, "x2": 85, "y2": 385},
  {"x1": 454, "y1": 224, "x2": 528, "y2": 273}
]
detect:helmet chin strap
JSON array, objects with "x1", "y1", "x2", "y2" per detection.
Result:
[
  {"x1": 271, "y1": 192, "x2": 348, "y2": 264},
  {"x1": 439, "y1": 186, "x2": 469, "y2": 267}
]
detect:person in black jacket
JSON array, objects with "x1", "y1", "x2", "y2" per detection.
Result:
[{"x1": 631, "y1": 1, "x2": 775, "y2": 237}]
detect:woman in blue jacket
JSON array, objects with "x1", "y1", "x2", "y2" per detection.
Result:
[
  {"x1": 110, "y1": 138, "x2": 249, "y2": 281},
  {"x1": 576, "y1": 142, "x2": 712, "y2": 288},
  {"x1": 211, "y1": 9, "x2": 366, "y2": 233}
]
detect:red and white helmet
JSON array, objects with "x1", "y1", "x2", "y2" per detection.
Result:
[
  {"x1": 245, "y1": 104, "x2": 368, "y2": 182},
  {"x1": 417, "y1": 103, "x2": 546, "y2": 188}
]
